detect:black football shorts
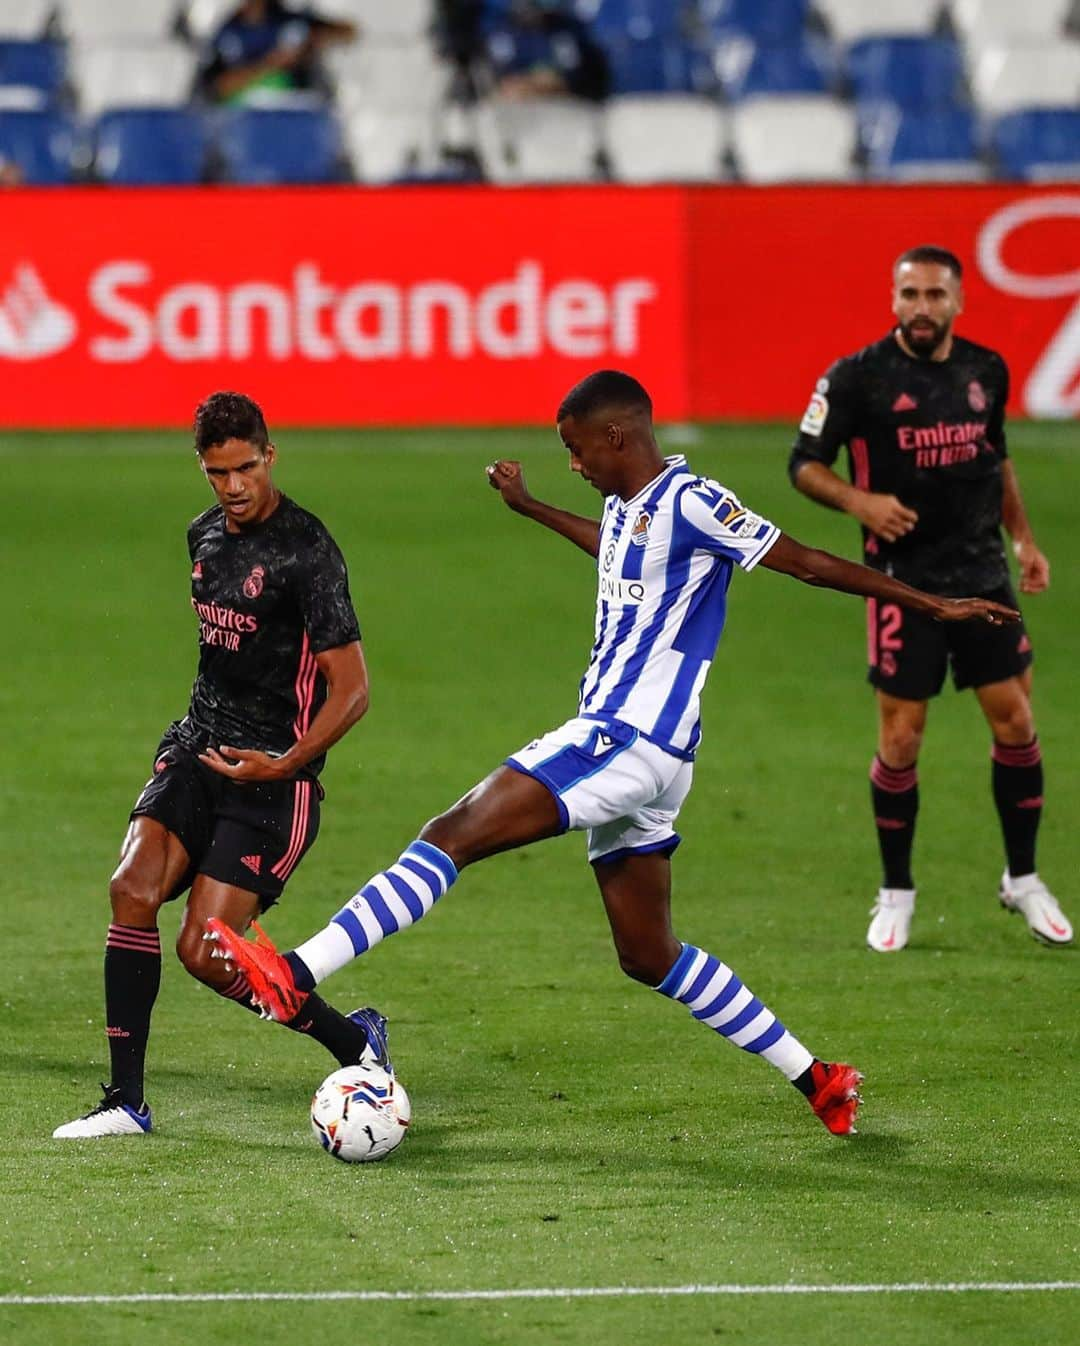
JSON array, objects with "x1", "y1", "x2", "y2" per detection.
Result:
[
  {"x1": 865, "y1": 583, "x2": 1032, "y2": 700},
  {"x1": 130, "y1": 739, "x2": 321, "y2": 908}
]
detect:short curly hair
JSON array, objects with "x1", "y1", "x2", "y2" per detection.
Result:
[{"x1": 194, "y1": 392, "x2": 270, "y2": 455}]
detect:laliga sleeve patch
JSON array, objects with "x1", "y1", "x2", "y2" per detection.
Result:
[{"x1": 800, "y1": 390, "x2": 829, "y2": 437}]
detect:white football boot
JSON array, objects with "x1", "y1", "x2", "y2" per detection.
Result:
[
  {"x1": 999, "y1": 871, "x2": 1073, "y2": 946},
  {"x1": 53, "y1": 1085, "x2": 152, "y2": 1138},
  {"x1": 866, "y1": 888, "x2": 916, "y2": 952}
]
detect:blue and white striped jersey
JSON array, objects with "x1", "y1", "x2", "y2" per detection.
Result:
[{"x1": 578, "y1": 455, "x2": 779, "y2": 759}]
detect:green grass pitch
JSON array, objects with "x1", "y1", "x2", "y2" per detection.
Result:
[{"x1": 1, "y1": 423, "x2": 1076, "y2": 1346}]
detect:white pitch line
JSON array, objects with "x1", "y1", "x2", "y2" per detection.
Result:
[{"x1": 2, "y1": 1283, "x2": 1079, "y2": 1307}]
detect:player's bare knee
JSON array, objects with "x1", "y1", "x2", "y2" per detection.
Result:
[
  {"x1": 418, "y1": 811, "x2": 472, "y2": 869},
  {"x1": 108, "y1": 870, "x2": 162, "y2": 923},
  {"x1": 175, "y1": 926, "x2": 226, "y2": 984}
]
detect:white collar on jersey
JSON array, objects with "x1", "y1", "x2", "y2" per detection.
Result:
[{"x1": 613, "y1": 454, "x2": 688, "y2": 507}]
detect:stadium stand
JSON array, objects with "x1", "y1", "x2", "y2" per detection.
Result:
[
  {"x1": 0, "y1": 0, "x2": 1077, "y2": 185},
  {"x1": 94, "y1": 106, "x2": 209, "y2": 183},
  {"x1": 216, "y1": 102, "x2": 344, "y2": 182}
]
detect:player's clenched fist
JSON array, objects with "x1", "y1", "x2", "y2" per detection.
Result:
[{"x1": 486, "y1": 459, "x2": 533, "y2": 512}]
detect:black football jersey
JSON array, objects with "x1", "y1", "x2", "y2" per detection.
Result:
[
  {"x1": 165, "y1": 495, "x2": 360, "y2": 778},
  {"x1": 789, "y1": 333, "x2": 1011, "y2": 595}
]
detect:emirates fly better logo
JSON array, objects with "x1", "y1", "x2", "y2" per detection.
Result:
[{"x1": 0, "y1": 263, "x2": 77, "y2": 360}]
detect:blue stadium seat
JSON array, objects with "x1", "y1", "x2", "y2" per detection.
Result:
[
  {"x1": 215, "y1": 106, "x2": 343, "y2": 185},
  {"x1": 95, "y1": 108, "x2": 209, "y2": 185},
  {"x1": 578, "y1": 0, "x2": 687, "y2": 42},
  {"x1": 0, "y1": 40, "x2": 65, "y2": 106},
  {"x1": 0, "y1": 108, "x2": 74, "y2": 182},
  {"x1": 698, "y1": 0, "x2": 809, "y2": 43},
  {"x1": 864, "y1": 104, "x2": 983, "y2": 180},
  {"x1": 992, "y1": 108, "x2": 1080, "y2": 181},
  {"x1": 604, "y1": 36, "x2": 704, "y2": 94},
  {"x1": 723, "y1": 39, "x2": 831, "y2": 100},
  {"x1": 847, "y1": 36, "x2": 965, "y2": 108}
]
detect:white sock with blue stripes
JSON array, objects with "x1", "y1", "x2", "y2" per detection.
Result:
[
  {"x1": 291, "y1": 840, "x2": 458, "y2": 986},
  {"x1": 656, "y1": 943, "x2": 813, "y2": 1080}
]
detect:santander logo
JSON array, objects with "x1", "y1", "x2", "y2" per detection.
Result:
[
  {"x1": 0, "y1": 263, "x2": 77, "y2": 360},
  {"x1": 977, "y1": 195, "x2": 1080, "y2": 418}
]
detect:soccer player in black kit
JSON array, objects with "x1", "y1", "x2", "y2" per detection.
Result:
[
  {"x1": 789, "y1": 245, "x2": 1071, "y2": 953},
  {"x1": 54, "y1": 392, "x2": 388, "y2": 1138}
]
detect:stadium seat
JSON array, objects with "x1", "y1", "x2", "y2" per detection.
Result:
[
  {"x1": 473, "y1": 95, "x2": 600, "y2": 183},
  {"x1": 949, "y1": 0, "x2": 1073, "y2": 57},
  {"x1": 604, "y1": 35, "x2": 702, "y2": 94},
  {"x1": 325, "y1": 39, "x2": 451, "y2": 115},
  {"x1": 182, "y1": 0, "x2": 235, "y2": 42},
  {"x1": 970, "y1": 42, "x2": 1080, "y2": 116},
  {"x1": 321, "y1": 0, "x2": 433, "y2": 41},
  {"x1": 0, "y1": 0, "x2": 54, "y2": 40},
  {"x1": 603, "y1": 94, "x2": 727, "y2": 181},
  {"x1": 992, "y1": 107, "x2": 1080, "y2": 181},
  {"x1": 862, "y1": 103, "x2": 985, "y2": 180},
  {"x1": 0, "y1": 108, "x2": 75, "y2": 182},
  {"x1": 215, "y1": 105, "x2": 344, "y2": 183},
  {"x1": 730, "y1": 94, "x2": 856, "y2": 181},
  {"x1": 72, "y1": 41, "x2": 197, "y2": 120},
  {"x1": 847, "y1": 36, "x2": 965, "y2": 108},
  {"x1": 721, "y1": 39, "x2": 832, "y2": 101},
  {"x1": 341, "y1": 105, "x2": 441, "y2": 182},
  {"x1": 94, "y1": 107, "x2": 209, "y2": 184},
  {"x1": 697, "y1": 0, "x2": 809, "y2": 43},
  {"x1": 0, "y1": 40, "x2": 65, "y2": 109},
  {"x1": 577, "y1": 0, "x2": 687, "y2": 42},
  {"x1": 816, "y1": 0, "x2": 943, "y2": 42},
  {"x1": 59, "y1": 0, "x2": 181, "y2": 42}
]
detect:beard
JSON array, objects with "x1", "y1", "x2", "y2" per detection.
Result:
[{"x1": 899, "y1": 317, "x2": 950, "y2": 357}]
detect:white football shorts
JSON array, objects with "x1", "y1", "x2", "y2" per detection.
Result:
[{"x1": 506, "y1": 715, "x2": 693, "y2": 864}]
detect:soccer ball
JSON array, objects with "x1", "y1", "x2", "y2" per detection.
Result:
[{"x1": 310, "y1": 1064, "x2": 411, "y2": 1163}]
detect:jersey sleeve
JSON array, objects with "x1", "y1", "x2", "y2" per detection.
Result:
[
  {"x1": 987, "y1": 354, "x2": 1009, "y2": 459},
  {"x1": 294, "y1": 527, "x2": 361, "y2": 654},
  {"x1": 676, "y1": 480, "x2": 780, "y2": 572},
  {"x1": 788, "y1": 355, "x2": 861, "y2": 479}
]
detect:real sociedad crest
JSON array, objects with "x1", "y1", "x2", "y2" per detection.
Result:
[{"x1": 630, "y1": 511, "x2": 651, "y2": 546}]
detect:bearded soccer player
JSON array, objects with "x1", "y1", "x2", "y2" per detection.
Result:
[
  {"x1": 789, "y1": 245, "x2": 1071, "y2": 953},
  {"x1": 54, "y1": 392, "x2": 388, "y2": 1139},
  {"x1": 205, "y1": 370, "x2": 1018, "y2": 1138}
]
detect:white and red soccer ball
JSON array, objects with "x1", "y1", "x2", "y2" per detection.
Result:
[{"x1": 310, "y1": 1064, "x2": 411, "y2": 1163}]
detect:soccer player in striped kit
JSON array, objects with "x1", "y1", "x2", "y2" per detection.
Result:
[
  {"x1": 54, "y1": 392, "x2": 387, "y2": 1139},
  {"x1": 207, "y1": 371, "x2": 1018, "y2": 1136},
  {"x1": 789, "y1": 245, "x2": 1071, "y2": 952}
]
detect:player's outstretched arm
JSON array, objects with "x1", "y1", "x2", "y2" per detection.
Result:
[
  {"x1": 486, "y1": 459, "x2": 601, "y2": 557},
  {"x1": 759, "y1": 533, "x2": 1019, "y2": 625}
]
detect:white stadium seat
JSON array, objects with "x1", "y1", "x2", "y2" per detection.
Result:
[
  {"x1": 474, "y1": 96, "x2": 601, "y2": 184},
  {"x1": 604, "y1": 95, "x2": 727, "y2": 183},
  {"x1": 183, "y1": 0, "x2": 236, "y2": 42},
  {"x1": 970, "y1": 41, "x2": 1080, "y2": 115},
  {"x1": 317, "y1": 0, "x2": 433, "y2": 41},
  {"x1": 326, "y1": 39, "x2": 450, "y2": 114},
  {"x1": 949, "y1": 0, "x2": 1073, "y2": 54},
  {"x1": 59, "y1": 0, "x2": 181, "y2": 42},
  {"x1": 816, "y1": 0, "x2": 943, "y2": 42},
  {"x1": 72, "y1": 41, "x2": 198, "y2": 119},
  {"x1": 731, "y1": 95, "x2": 857, "y2": 182},
  {"x1": 0, "y1": 0, "x2": 54, "y2": 39},
  {"x1": 341, "y1": 105, "x2": 441, "y2": 182}
]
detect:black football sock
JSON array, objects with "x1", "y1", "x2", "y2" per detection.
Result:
[
  {"x1": 792, "y1": 1060, "x2": 822, "y2": 1097},
  {"x1": 284, "y1": 950, "x2": 316, "y2": 992},
  {"x1": 216, "y1": 971, "x2": 263, "y2": 1015},
  {"x1": 104, "y1": 923, "x2": 162, "y2": 1109},
  {"x1": 869, "y1": 755, "x2": 918, "y2": 890},
  {"x1": 992, "y1": 738, "x2": 1043, "y2": 878},
  {"x1": 284, "y1": 994, "x2": 370, "y2": 1066}
]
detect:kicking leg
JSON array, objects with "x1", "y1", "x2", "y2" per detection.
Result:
[
  {"x1": 593, "y1": 851, "x2": 862, "y2": 1135},
  {"x1": 181, "y1": 876, "x2": 387, "y2": 1065},
  {"x1": 205, "y1": 765, "x2": 563, "y2": 1018}
]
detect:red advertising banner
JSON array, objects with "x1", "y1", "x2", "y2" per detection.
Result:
[
  {"x1": 0, "y1": 186, "x2": 689, "y2": 427},
  {"x1": 1, "y1": 184, "x2": 1077, "y2": 426}
]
